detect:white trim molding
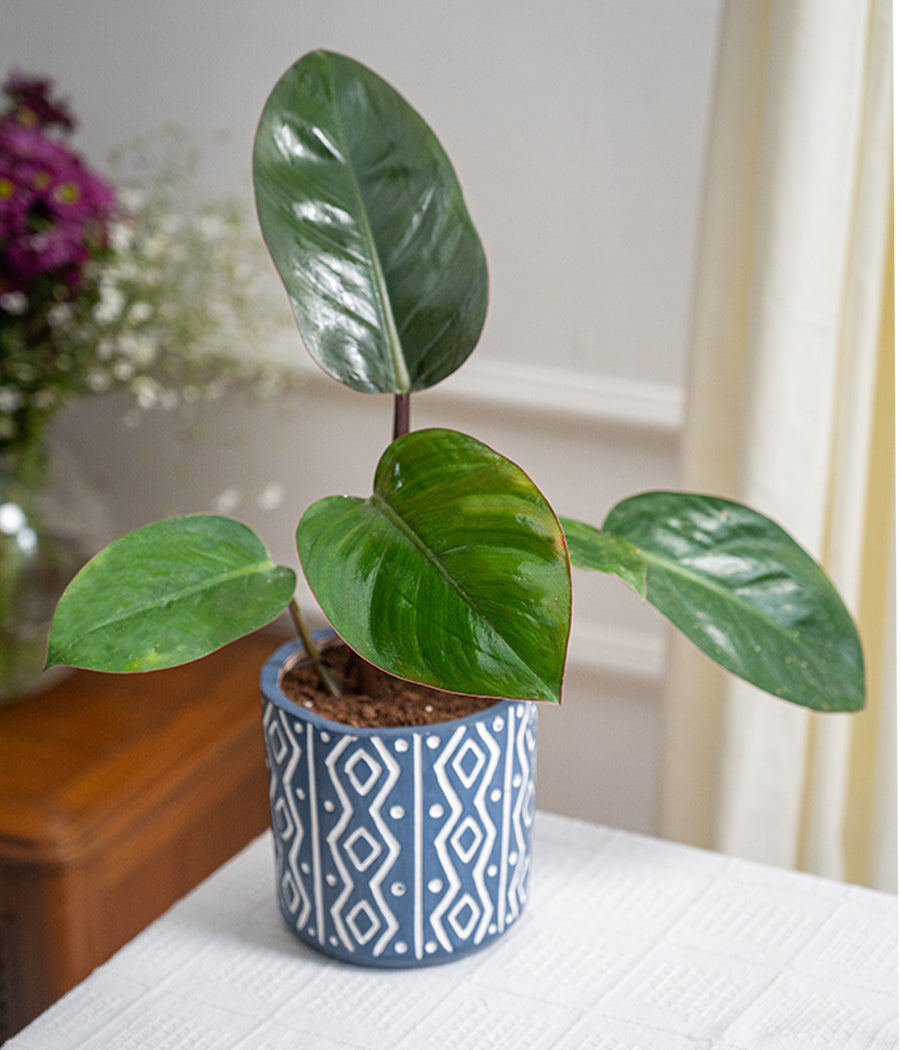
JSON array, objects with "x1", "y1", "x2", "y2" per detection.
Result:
[
  {"x1": 429, "y1": 359, "x2": 685, "y2": 435},
  {"x1": 295, "y1": 355, "x2": 685, "y2": 436}
]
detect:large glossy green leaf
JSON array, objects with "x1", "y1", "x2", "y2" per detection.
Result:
[
  {"x1": 253, "y1": 50, "x2": 488, "y2": 394},
  {"x1": 296, "y1": 428, "x2": 571, "y2": 702},
  {"x1": 47, "y1": 516, "x2": 296, "y2": 672},
  {"x1": 564, "y1": 493, "x2": 864, "y2": 712}
]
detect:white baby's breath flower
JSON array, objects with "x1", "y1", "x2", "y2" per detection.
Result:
[
  {"x1": 119, "y1": 334, "x2": 157, "y2": 367},
  {"x1": 131, "y1": 377, "x2": 158, "y2": 410},
  {"x1": 0, "y1": 387, "x2": 23, "y2": 413},
  {"x1": 256, "y1": 483, "x2": 284, "y2": 511},
  {"x1": 118, "y1": 187, "x2": 146, "y2": 212},
  {"x1": 106, "y1": 261, "x2": 139, "y2": 283},
  {"x1": 215, "y1": 488, "x2": 241, "y2": 514},
  {"x1": 46, "y1": 302, "x2": 74, "y2": 326},
  {"x1": 109, "y1": 221, "x2": 134, "y2": 252},
  {"x1": 197, "y1": 213, "x2": 227, "y2": 240},
  {"x1": 143, "y1": 233, "x2": 168, "y2": 260},
  {"x1": 94, "y1": 283, "x2": 125, "y2": 323},
  {"x1": 2, "y1": 125, "x2": 295, "y2": 452},
  {"x1": 0, "y1": 291, "x2": 28, "y2": 315},
  {"x1": 86, "y1": 369, "x2": 112, "y2": 393}
]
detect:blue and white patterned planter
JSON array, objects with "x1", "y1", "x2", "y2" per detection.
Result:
[{"x1": 260, "y1": 637, "x2": 537, "y2": 967}]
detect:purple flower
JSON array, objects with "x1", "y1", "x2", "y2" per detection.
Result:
[
  {"x1": 0, "y1": 120, "x2": 114, "y2": 293},
  {"x1": 2, "y1": 72, "x2": 76, "y2": 132}
]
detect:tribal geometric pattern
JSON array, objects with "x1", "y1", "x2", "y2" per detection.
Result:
[{"x1": 261, "y1": 642, "x2": 537, "y2": 967}]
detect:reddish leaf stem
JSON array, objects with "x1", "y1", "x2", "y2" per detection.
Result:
[{"x1": 393, "y1": 393, "x2": 411, "y2": 440}]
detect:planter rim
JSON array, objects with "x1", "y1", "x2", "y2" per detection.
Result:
[{"x1": 262, "y1": 635, "x2": 517, "y2": 738}]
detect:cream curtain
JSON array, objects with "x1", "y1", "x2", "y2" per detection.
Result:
[{"x1": 661, "y1": 0, "x2": 895, "y2": 890}]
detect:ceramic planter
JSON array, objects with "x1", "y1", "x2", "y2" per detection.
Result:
[{"x1": 260, "y1": 637, "x2": 537, "y2": 967}]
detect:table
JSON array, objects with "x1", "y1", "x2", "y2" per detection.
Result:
[
  {"x1": 0, "y1": 631, "x2": 279, "y2": 1039},
  {"x1": 6, "y1": 813, "x2": 897, "y2": 1049}
]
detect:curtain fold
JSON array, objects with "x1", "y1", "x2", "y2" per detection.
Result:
[{"x1": 660, "y1": 0, "x2": 894, "y2": 889}]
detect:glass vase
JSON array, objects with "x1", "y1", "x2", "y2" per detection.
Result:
[{"x1": 0, "y1": 438, "x2": 103, "y2": 704}]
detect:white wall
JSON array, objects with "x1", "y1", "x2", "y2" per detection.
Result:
[{"x1": 2, "y1": 0, "x2": 722, "y2": 833}]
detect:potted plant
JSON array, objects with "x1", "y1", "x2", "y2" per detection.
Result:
[{"x1": 47, "y1": 51, "x2": 864, "y2": 967}]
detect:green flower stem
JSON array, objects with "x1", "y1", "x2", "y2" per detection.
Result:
[{"x1": 288, "y1": 595, "x2": 343, "y2": 697}]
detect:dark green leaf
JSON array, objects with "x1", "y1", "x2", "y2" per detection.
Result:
[
  {"x1": 296, "y1": 428, "x2": 571, "y2": 702},
  {"x1": 594, "y1": 492, "x2": 864, "y2": 712},
  {"x1": 253, "y1": 50, "x2": 488, "y2": 394},
  {"x1": 47, "y1": 516, "x2": 296, "y2": 672}
]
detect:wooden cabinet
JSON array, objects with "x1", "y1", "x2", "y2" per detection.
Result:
[{"x1": 0, "y1": 630, "x2": 281, "y2": 1040}]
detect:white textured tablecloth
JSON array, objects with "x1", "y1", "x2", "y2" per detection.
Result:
[{"x1": 8, "y1": 813, "x2": 897, "y2": 1049}]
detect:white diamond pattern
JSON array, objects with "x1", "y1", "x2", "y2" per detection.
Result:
[
  {"x1": 346, "y1": 900, "x2": 381, "y2": 945},
  {"x1": 451, "y1": 816, "x2": 484, "y2": 864},
  {"x1": 263, "y1": 688, "x2": 538, "y2": 965},
  {"x1": 452, "y1": 738, "x2": 486, "y2": 788},
  {"x1": 345, "y1": 748, "x2": 381, "y2": 795},
  {"x1": 448, "y1": 894, "x2": 481, "y2": 940},
  {"x1": 344, "y1": 826, "x2": 383, "y2": 872}
]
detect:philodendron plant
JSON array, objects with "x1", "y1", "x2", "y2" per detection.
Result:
[{"x1": 48, "y1": 51, "x2": 864, "y2": 717}]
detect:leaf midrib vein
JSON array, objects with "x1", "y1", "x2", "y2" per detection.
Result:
[
  {"x1": 637, "y1": 545, "x2": 821, "y2": 650},
  {"x1": 64, "y1": 561, "x2": 278, "y2": 647},
  {"x1": 330, "y1": 73, "x2": 410, "y2": 392},
  {"x1": 372, "y1": 494, "x2": 550, "y2": 693}
]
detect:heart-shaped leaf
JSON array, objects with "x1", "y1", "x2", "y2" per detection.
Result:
[
  {"x1": 296, "y1": 429, "x2": 571, "y2": 702},
  {"x1": 568, "y1": 493, "x2": 864, "y2": 712},
  {"x1": 253, "y1": 50, "x2": 488, "y2": 394},
  {"x1": 47, "y1": 516, "x2": 296, "y2": 672}
]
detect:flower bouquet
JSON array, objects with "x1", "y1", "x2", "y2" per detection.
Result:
[{"x1": 0, "y1": 73, "x2": 289, "y2": 701}]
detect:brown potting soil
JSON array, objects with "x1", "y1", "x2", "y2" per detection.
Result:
[{"x1": 280, "y1": 643, "x2": 497, "y2": 729}]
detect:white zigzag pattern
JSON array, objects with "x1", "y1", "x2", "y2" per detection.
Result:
[
  {"x1": 268, "y1": 706, "x2": 313, "y2": 933},
  {"x1": 369, "y1": 737, "x2": 402, "y2": 956},
  {"x1": 324, "y1": 736, "x2": 355, "y2": 951},
  {"x1": 430, "y1": 726, "x2": 466, "y2": 953},
  {"x1": 506, "y1": 706, "x2": 534, "y2": 918},
  {"x1": 318, "y1": 736, "x2": 404, "y2": 956},
  {"x1": 497, "y1": 704, "x2": 515, "y2": 932},
  {"x1": 472, "y1": 721, "x2": 502, "y2": 944},
  {"x1": 265, "y1": 696, "x2": 537, "y2": 962}
]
